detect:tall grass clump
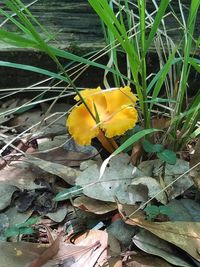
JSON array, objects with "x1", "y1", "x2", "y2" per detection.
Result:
[{"x1": 88, "y1": 0, "x2": 200, "y2": 151}]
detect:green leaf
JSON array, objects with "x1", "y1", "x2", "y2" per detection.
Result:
[
  {"x1": 54, "y1": 185, "x2": 83, "y2": 202},
  {"x1": 159, "y1": 206, "x2": 173, "y2": 216},
  {"x1": 16, "y1": 217, "x2": 39, "y2": 228},
  {"x1": 4, "y1": 227, "x2": 20, "y2": 238},
  {"x1": 157, "y1": 149, "x2": 177, "y2": 165},
  {"x1": 3, "y1": 216, "x2": 38, "y2": 238},
  {"x1": 144, "y1": 205, "x2": 160, "y2": 216},
  {"x1": 143, "y1": 140, "x2": 164, "y2": 153},
  {"x1": 144, "y1": 205, "x2": 160, "y2": 221},
  {"x1": 19, "y1": 227, "x2": 35, "y2": 235},
  {"x1": 4, "y1": 226, "x2": 35, "y2": 238},
  {"x1": 144, "y1": 205, "x2": 173, "y2": 221}
]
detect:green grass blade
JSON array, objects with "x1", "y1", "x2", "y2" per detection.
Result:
[
  {"x1": 11, "y1": 0, "x2": 53, "y2": 40},
  {"x1": 99, "y1": 128, "x2": 161, "y2": 179},
  {"x1": 180, "y1": 90, "x2": 200, "y2": 143},
  {"x1": 172, "y1": 0, "x2": 200, "y2": 149},
  {"x1": 138, "y1": 0, "x2": 149, "y2": 126},
  {"x1": 113, "y1": 128, "x2": 161, "y2": 156},
  {"x1": 88, "y1": 0, "x2": 141, "y2": 93},
  {"x1": 174, "y1": 0, "x2": 200, "y2": 118},
  {"x1": 145, "y1": 0, "x2": 170, "y2": 53},
  {"x1": 0, "y1": 28, "x2": 38, "y2": 48},
  {"x1": 190, "y1": 128, "x2": 200, "y2": 139},
  {"x1": 147, "y1": 58, "x2": 181, "y2": 94},
  {"x1": 0, "y1": 29, "x2": 131, "y2": 84},
  {"x1": 0, "y1": 60, "x2": 69, "y2": 83},
  {"x1": 0, "y1": 7, "x2": 33, "y2": 36},
  {"x1": 189, "y1": 57, "x2": 200, "y2": 72},
  {"x1": 149, "y1": 49, "x2": 178, "y2": 111},
  {"x1": 48, "y1": 46, "x2": 134, "y2": 84}
]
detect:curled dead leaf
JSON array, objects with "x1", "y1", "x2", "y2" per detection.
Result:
[
  {"x1": 73, "y1": 195, "x2": 117, "y2": 214},
  {"x1": 124, "y1": 218, "x2": 200, "y2": 262}
]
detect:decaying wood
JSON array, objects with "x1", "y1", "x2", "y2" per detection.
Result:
[
  {"x1": 1, "y1": 0, "x2": 199, "y2": 52},
  {"x1": 0, "y1": 1, "x2": 199, "y2": 89}
]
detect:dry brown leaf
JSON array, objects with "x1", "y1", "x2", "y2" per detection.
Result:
[
  {"x1": 117, "y1": 203, "x2": 147, "y2": 221},
  {"x1": 28, "y1": 234, "x2": 61, "y2": 267},
  {"x1": 124, "y1": 218, "x2": 200, "y2": 262},
  {"x1": 26, "y1": 155, "x2": 80, "y2": 185},
  {"x1": 51, "y1": 240, "x2": 102, "y2": 266},
  {"x1": 102, "y1": 234, "x2": 122, "y2": 267},
  {"x1": 103, "y1": 258, "x2": 123, "y2": 267},
  {"x1": 0, "y1": 242, "x2": 49, "y2": 267},
  {"x1": 36, "y1": 134, "x2": 98, "y2": 168},
  {"x1": 0, "y1": 163, "x2": 43, "y2": 190},
  {"x1": 0, "y1": 230, "x2": 107, "y2": 266},
  {"x1": 10, "y1": 110, "x2": 43, "y2": 132},
  {"x1": 152, "y1": 116, "x2": 170, "y2": 129},
  {"x1": 27, "y1": 230, "x2": 108, "y2": 267},
  {"x1": 151, "y1": 116, "x2": 170, "y2": 141},
  {"x1": 73, "y1": 230, "x2": 108, "y2": 266},
  {"x1": 131, "y1": 142, "x2": 143, "y2": 166},
  {"x1": 73, "y1": 195, "x2": 117, "y2": 214},
  {"x1": 35, "y1": 147, "x2": 92, "y2": 167},
  {"x1": 104, "y1": 234, "x2": 122, "y2": 267},
  {"x1": 125, "y1": 254, "x2": 173, "y2": 267}
]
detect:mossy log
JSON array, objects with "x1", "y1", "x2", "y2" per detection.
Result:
[
  {"x1": 1, "y1": 0, "x2": 199, "y2": 52},
  {"x1": 0, "y1": 0, "x2": 199, "y2": 89}
]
